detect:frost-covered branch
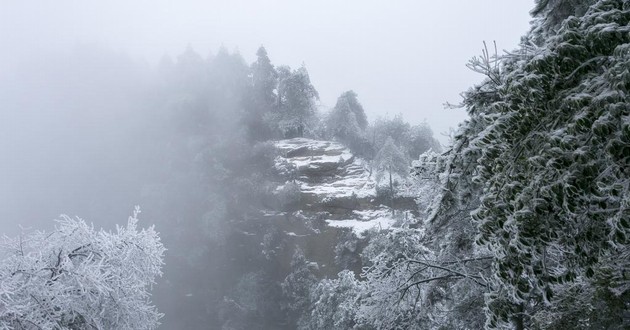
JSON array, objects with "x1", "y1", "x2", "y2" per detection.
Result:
[{"x1": 0, "y1": 208, "x2": 165, "y2": 330}]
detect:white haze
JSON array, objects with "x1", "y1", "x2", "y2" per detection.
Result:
[
  {"x1": 1, "y1": 0, "x2": 533, "y2": 142},
  {"x1": 0, "y1": 0, "x2": 533, "y2": 232}
]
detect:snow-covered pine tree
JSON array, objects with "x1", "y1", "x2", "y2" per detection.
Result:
[
  {"x1": 251, "y1": 46, "x2": 278, "y2": 108},
  {"x1": 281, "y1": 248, "x2": 318, "y2": 328},
  {"x1": 247, "y1": 46, "x2": 278, "y2": 141},
  {"x1": 326, "y1": 90, "x2": 370, "y2": 155},
  {"x1": 530, "y1": 0, "x2": 598, "y2": 37},
  {"x1": 373, "y1": 136, "x2": 410, "y2": 210},
  {"x1": 406, "y1": 122, "x2": 442, "y2": 160},
  {"x1": 274, "y1": 65, "x2": 319, "y2": 138}
]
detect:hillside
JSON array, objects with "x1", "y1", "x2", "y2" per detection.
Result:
[{"x1": 233, "y1": 138, "x2": 420, "y2": 278}]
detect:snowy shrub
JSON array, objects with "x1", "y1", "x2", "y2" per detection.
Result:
[
  {"x1": 0, "y1": 207, "x2": 165, "y2": 330},
  {"x1": 276, "y1": 181, "x2": 302, "y2": 209},
  {"x1": 274, "y1": 156, "x2": 298, "y2": 179},
  {"x1": 299, "y1": 270, "x2": 365, "y2": 330},
  {"x1": 261, "y1": 227, "x2": 286, "y2": 260},
  {"x1": 249, "y1": 141, "x2": 278, "y2": 171},
  {"x1": 333, "y1": 231, "x2": 362, "y2": 270}
]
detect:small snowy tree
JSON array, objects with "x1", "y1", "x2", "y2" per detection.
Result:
[
  {"x1": 368, "y1": 115, "x2": 410, "y2": 156},
  {"x1": 406, "y1": 123, "x2": 442, "y2": 160},
  {"x1": 325, "y1": 91, "x2": 371, "y2": 156},
  {"x1": 373, "y1": 137, "x2": 410, "y2": 211},
  {"x1": 281, "y1": 248, "x2": 318, "y2": 327},
  {"x1": 299, "y1": 270, "x2": 364, "y2": 330},
  {"x1": 0, "y1": 207, "x2": 165, "y2": 330}
]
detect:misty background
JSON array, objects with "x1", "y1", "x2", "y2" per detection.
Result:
[
  {"x1": 0, "y1": 0, "x2": 533, "y2": 225},
  {"x1": 1, "y1": 0, "x2": 532, "y2": 141}
]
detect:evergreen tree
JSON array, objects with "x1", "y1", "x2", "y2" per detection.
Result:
[
  {"x1": 174, "y1": 45, "x2": 206, "y2": 94},
  {"x1": 282, "y1": 248, "x2": 318, "y2": 328},
  {"x1": 373, "y1": 137, "x2": 410, "y2": 211},
  {"x1": 406, "y1": 122, "x2": 442, "y2": 160},
  {"x1": 369, "y1": 115, "x2": 411, "y2": 152},
  {"x1": 530, "y1": 0, "x2": 597, "y2": 35},
  {"x1": 247, "y1": 46, "x2": 278, "y2": 141},
  {"x1": 251, "y1": 46, "x2": 278, "y2": 109},
  {"x1": 299, "y1": 270, "x2": 363, "y2": 330},
  {"x1": 273, "y1": 65, "x2": 319, "y2": 138},
  {"x1": 326, "y1": 90, "x2": 370, "y2": 155},
  {"x1": 445, "y1": 0, "x2": 630, "y2": 328}
]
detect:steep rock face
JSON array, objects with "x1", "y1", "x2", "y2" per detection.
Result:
[
  {"x1": 240, "y1": 138, "x2": 420, "y2": 278},
  {"x1": 272, "y1": 138, "x2": 420, "y2": 235},
  {"x1": 274, "y1": 138, "x2": 378, "y2": 217}
]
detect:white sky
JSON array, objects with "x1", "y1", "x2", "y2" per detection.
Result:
[{"x1": 0, "y1": 0, "x2": 534, "y2": 142}]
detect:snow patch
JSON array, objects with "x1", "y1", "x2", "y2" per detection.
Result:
[{"x1": 325, "y1": 217, "x2": 396, "y2": 238}]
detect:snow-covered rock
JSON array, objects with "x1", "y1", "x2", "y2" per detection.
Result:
[
  {"x1": 274, "y1": 138, "x2": 376, "y2": 203},
  {"x1": 325, "y1": 208, "x2": 398, "y2": 238},
  {"x1": 272, "y1": 138, "x2": 418, "y2": 237}
]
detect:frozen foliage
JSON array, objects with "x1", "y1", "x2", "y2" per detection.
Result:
[
  {"x1": 281, "y1": 248, "x2": 318, "y2": 327},
  {"x1": 298, "y1": 226, "x2": 489, "y2": 330},
  {"x1": 0, "y1": 207, "x2": 165, "y2": 330},
  {"x1": 373, "y1": 137, "x2": 410, "y2": 208},
  {"x1": 368, "y1": 115, "x2": 442, "y2": 161},
  {"x1": 269, "y1": 66, "x2": 319, "y2": 138},
  {"x1": 324, "y1": 91, "x2": 371, "y2": 156},
  {"x1": 299, "y1": 270, "x2": 363, "y2": 330},
  {"x1": 530, "y1": 0, "x2": 597, "y2": 37},
  {"x1": 373, "y1": 137, "x2": 410, "y2": 184},
  {"x1": 446, "y1": 0, "x2": 630, "y2": 328}
]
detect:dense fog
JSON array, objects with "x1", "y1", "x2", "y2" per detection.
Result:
[
  {"x1": 0, "y1": 46, "x2": 153, "y2": 232},
  {"x1": 2, "y1": 1, "x2": 629, "y2": 329}
]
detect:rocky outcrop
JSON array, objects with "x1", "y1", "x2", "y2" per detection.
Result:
[
  {"x1": 274, "y1": 138, "x2": 375, "y2": 216},
  {"x1": 238, "y1": 138, "x2": 421, "y2": 277},
  {"x1": 272, "y1": 138, "x2": 419, "y2": 226}
]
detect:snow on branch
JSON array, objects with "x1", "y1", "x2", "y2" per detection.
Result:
[{"x1": 0, "y1": 207, "x2": 165, "y2": 330}]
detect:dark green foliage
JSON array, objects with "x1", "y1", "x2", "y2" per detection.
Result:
[
  {"x1": 450, "y1": 1, "x2": 630, "y2": 327},
  {"x1": 531, "y1": 0, "x2": 598, "y2": 35}
]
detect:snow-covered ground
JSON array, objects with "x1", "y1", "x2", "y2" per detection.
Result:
[{"x1": 325, "y1": 208, "x2": 399, "y2": 237}]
